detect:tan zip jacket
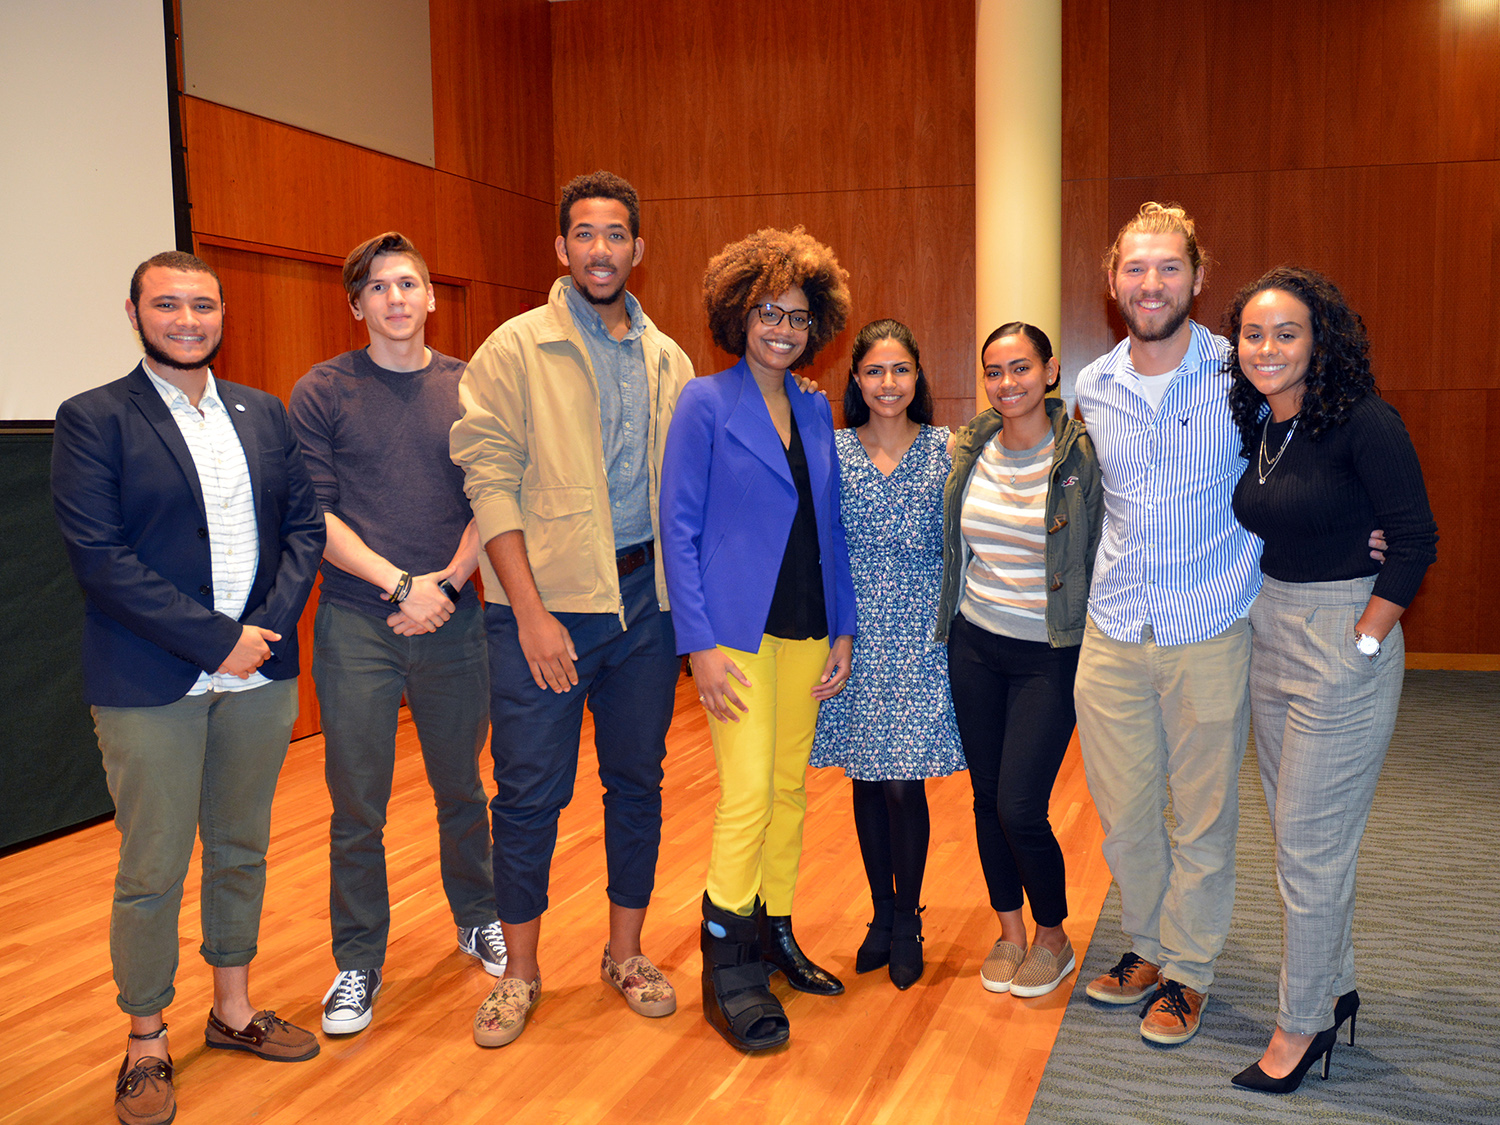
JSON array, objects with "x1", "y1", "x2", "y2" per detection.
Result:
[{"x1": 450, "y1": 278, "x2": 695, "y2": 614}]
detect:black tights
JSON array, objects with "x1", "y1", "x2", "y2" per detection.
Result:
[{"x1": 851, "y1": 779, "x2": 930, "y2": 912}]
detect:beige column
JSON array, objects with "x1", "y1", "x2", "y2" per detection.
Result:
[{"x1": 975, "y1": 0, "x2": 1063, "y2": 407}]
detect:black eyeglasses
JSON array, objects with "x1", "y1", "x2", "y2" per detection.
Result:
[{"x1": 755, "y1": 303, "x2": 814, "y2": 331}]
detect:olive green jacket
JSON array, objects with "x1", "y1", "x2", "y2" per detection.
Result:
[{"x1": 934, "y1": 397, "x2": 1103, "y2": 647}]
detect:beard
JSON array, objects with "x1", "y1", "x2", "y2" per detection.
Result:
[
  {"x1": 577, "y1": 275, "x2": 627, "y2": 306},
  {"x1": 1118, "y1": 291, "x2": 1192, "y2": 344},
  {"x1": 137, "y1": 326, "x2": 223, "y2": 372}
]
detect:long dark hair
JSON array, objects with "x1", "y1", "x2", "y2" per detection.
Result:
[
  {"x1": 841, "y1": 318, "x2": 934, "y2": 427},
  {"x1": 1224, "y1": 266, "x2": 1375, "y2": 454}
]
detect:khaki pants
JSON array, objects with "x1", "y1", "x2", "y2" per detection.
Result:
[{"x1": 1074, "y1": 617, "x2": 1250, "y2": 993}]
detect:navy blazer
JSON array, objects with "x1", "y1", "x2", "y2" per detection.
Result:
[
  {"x1": 659, "y1": 358, "x2": 856, "y2": 655},
  {"x1": 51, "y1": 364, "x2": 326, "y2": 707}
]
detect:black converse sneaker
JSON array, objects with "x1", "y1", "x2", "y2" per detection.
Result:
[
  {"x1": 321, "y1": 968, "x2": 381, "y2": 1034},
  {"x1": 459, "y1": 921, "x2": 509, "y2": 976}
]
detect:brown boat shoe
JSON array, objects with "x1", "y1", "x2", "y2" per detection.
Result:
[
  {"x1": 115, "y1": 1053, "x2": 175, "y2": 1125},
  {"x1": 601, "y1": 944, "x2": 677, "y2": 1017},
  {"x1": 204, "y1": 1009, "x2": 320, "y2": 1061}
]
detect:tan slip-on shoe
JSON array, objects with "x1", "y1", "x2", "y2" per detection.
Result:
[
  {"x1": 602, "y1": 944, "x2": 677, "y2": 1017},
  {"x1": 980, "y1": 939, "x2": 1027, "y2": 994},
  {"x1": 1010, "y1": 939, "x2": 1076, "y2": 999},
  {"x1": 474, "y1": 976, "x2": 541, "y2": 1047}
]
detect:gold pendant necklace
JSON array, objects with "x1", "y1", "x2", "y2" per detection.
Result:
[{"x1": 1257, "y1": 414, "x2": 1298, "y2": 484}]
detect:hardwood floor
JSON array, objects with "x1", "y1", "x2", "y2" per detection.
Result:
[{"x1": 0, "y1": 674, "x2": 1110, "y2": 1124}]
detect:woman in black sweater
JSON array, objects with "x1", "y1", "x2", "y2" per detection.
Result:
[{"x1": 1224, "y1": 267, "x2": 1437, "y2": 1093}]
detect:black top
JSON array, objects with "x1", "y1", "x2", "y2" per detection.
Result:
[
  {"x1": 1232, "y1": 393, "x2": 1436, "y2": 607},
  {"x1": 764, "y1": 411, "x2": 828, "y2": 640}
]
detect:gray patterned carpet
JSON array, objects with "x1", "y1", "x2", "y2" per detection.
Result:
[{"x1": 1028, "y1": 671, "x2": 1500, "y2": 1125}]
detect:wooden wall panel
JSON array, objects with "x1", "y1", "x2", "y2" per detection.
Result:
[
  {"x1": 430, "y1": 0, "x2": 553, "y2": 201},
  {"x1": 183, "y1": 100, "x2": 549, "y2": 295},
  {"x1": 433, "y1": 173, "x2": 557, "y2": 295},
  {"x1": 1062, "y1": 0, "x2": 1497, "y2": 653},
  {"x1": 183, "y1": 97, "x2": 440, "y2": 261},
  {"x1": 1061, "y1": 0, "x2": 1109, "y2": 182},
  {"x1": 550, "y1": 0, "x2": 974, "y2": 199},
  {"x1": 551, "y1": 0, "x2": 975, "y2": 431}
]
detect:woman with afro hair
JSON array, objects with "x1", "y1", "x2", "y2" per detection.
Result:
[
  {"x1": 1224, "y1": 266, "x2": 1436, "y2": 1093},
  {"x1": 660, "y1": 226, "x2": 855, "y2": 1052}
]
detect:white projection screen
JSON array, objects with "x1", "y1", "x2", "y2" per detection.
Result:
[{"x1": 0, "y1": 0, "x2": 178, "y2": 423}]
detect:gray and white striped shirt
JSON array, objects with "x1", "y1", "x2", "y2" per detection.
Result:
[{"x1": 144, "y1": 363, "x2": 267, "y2": 693}]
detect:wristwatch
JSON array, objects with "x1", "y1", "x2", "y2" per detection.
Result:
[
  {"x1": 438, "y1": 579, "x2": 460, "y2": 604},
  {"x1": 1353, "y1": 631, "x2": 1381, "y2": 658}
]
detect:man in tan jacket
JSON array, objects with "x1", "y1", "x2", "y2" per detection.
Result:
[{"x1": 451, "y1": 171, "x2": 694, "y2": 1048}]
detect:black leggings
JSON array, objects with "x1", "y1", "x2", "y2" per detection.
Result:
[
  {"x1": 947, "y1": 614, "x2": 1078, "y2": 927},
  {"x1": 851, "y1": 779, "x2": 930, "y2": 912}
]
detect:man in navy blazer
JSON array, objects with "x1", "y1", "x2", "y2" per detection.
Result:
[{"x1": 51, "y1": 251, "x2": 325, "y2": 1125}]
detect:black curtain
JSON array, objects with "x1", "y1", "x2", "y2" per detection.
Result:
[{"x1": 0, "y1": 432, "x2": 112, "y2": 849}]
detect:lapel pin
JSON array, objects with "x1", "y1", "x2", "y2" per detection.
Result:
[{"x1": 235, "y1": 403, "x2": 246, "y2": 412}]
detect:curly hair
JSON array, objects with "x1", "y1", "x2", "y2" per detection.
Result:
[
  {"x1": 841, "y1": 319, "x2": 933, "y2": 427},
  {"x1": 559, "y1": 170, "x2": 640, "y2": 238},
  {"x1": 1102, "y1": 201, "x2": 1211, "y2": 282},
  {"x1": 1224, "y1": 266, "x2": 1376, "y2": 454},
  {"x1": 702, "y1": 226, "x2": 851, "y2": 370}
]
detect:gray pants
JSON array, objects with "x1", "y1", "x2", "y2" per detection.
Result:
[
  {"x1": 313, "y1": 599, "x2": 494, "y2": 969},
  {"x1": 93, "y1": 678, "x2": 298, "y2": 1015},
  {"x1": 1250, "y1": 575, "x2": 1403, "y2": 1034}
]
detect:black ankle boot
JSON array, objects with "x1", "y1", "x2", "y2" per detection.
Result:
[
  {"x1": 700, "y1": 894, "x2": 789, "y2": 1052},
  {"x1": 888, "y1": 906, "x2": 925, "y2": 990},
  {"x1": 856, "y1": 898, "x2": 895, "y2": 974},
  {"x1": 759, "y1": 912, "x2": 845, "y2": 995}
]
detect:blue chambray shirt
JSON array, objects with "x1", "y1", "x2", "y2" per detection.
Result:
[
  {"x1": 563, "y1": 280, "x2": 653, "y2": 549},
  {"x1": 1075, "y1": 320, "x2": 1263, "y2": 646}
]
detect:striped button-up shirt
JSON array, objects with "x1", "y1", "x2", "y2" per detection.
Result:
[
  {"x1": 144, "y1": 364, "x2": 267, "y2": 693},
  {"x1": 1074, "y1": 321, "x2": 1261, "y2": 646}
]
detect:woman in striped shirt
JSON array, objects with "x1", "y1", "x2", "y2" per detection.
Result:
[{"x1": 934, "y1": 323, "x2": 1103, "y2": 999}]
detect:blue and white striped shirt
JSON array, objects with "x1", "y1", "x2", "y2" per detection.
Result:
[{"x1": 1075, "y1": 321, "x2": 1262, "y2": 646}]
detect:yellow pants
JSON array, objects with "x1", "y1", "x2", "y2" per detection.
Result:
[{"x1": 705, "y1": 634, "x2": 829, "y2": 916}]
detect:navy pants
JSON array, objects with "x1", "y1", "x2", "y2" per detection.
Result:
[{"x1": 485, "y1": 561, "x2": 680, "y2": 923}]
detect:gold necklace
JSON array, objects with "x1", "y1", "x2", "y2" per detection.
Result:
[{"x1": 1257, "y1": 414, "x2": 1298, "y2": 484}]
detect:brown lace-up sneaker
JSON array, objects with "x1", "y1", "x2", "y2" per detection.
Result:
[
  {"x1": 1139, "y1": 979, "x2": 1205, "y2": 1044},
  {"x1": 1085, "y1": 951, "x2": 1160, "y2": 1004},
  {"x1": 115, "y1": 1053, "x2": 174, "y2": 1125}
]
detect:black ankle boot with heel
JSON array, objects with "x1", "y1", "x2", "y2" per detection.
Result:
[
  {"x1": 856, "y1": 898, "x2": 895, "y2": 974},
  {"x1": 759, "y1": 913, "x2": 845, "y2": 995},
  {"x1": 888, "y1": 906, "x2": 925, "y2": 990}
]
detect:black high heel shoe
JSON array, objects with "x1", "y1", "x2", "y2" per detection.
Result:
[
  {"x1": 1231, "y1": 1027, "x2": 1338, "y2": 1093},
  {"x1": 1334, "y1": 989, "x2": 1360, "y2": 1046}
]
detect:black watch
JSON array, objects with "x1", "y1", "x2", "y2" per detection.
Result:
[{"x1": 438, "y1": 579, "x2": 460, "y2": 604}]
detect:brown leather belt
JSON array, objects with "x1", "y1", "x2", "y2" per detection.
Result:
[{"x1": 616, "y1": 540, "x2": 655, "y2": 578}]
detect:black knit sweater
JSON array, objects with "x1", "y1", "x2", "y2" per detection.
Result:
[{"x1": 1232, "y1": 393, "x2": 1437, "y2": 607}]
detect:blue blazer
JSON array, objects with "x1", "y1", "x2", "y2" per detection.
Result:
[
  {"x1": 660, "y1": 358, "x2": 856, "y2": 655},
  {"x1": 51, "y1": 364, "x2": 326, "y2": 707}
]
